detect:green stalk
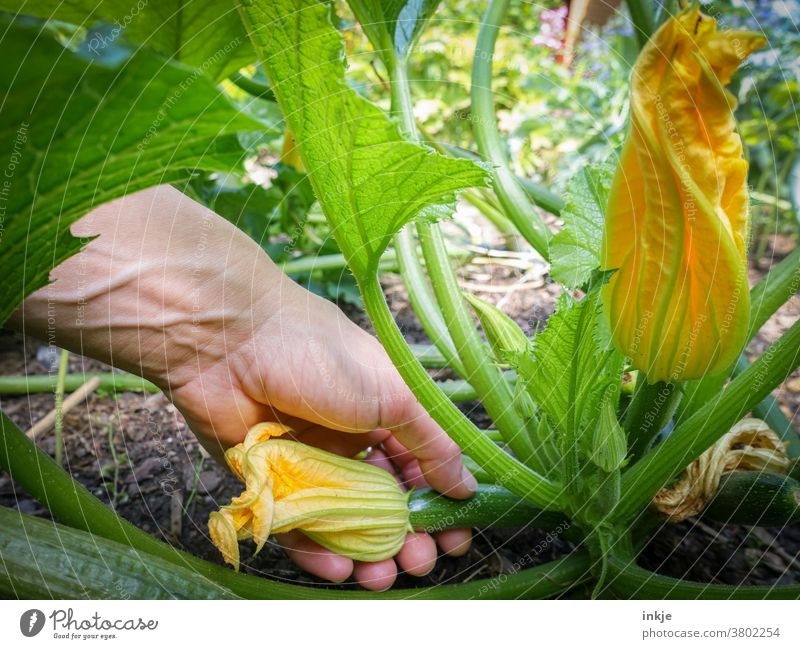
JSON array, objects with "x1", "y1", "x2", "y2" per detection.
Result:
[
  {"x1": 607, "y1": 555, "x2": 799, "y2": 599},
  {"x1": 281, "y1": 251, "x2": 397, "y2": 275},
  {"x1": 229, "y1": 71, "x2": 275, "y2": 102},
  {"x1": 53, "y1": 348, "x2": 70, "y2": 466},
  {"x1": 360, "y1": 277, "x2": 562, "y2": 509},
  {"x1": 0, "y1": 373, "x2": 159, "y2": 395},
  {"x1": 471, "y1": 0, "x2": 552, "y2": 259},
  {"x1": 417, "y1": 222, "x2": 539, "y2": 467},
  {"x1": 616, "y1": 318, "x2": 800, "y2": 522},
  {"x1": 387, "y1": 52, "x2": 467, "y2": 378},
  {"x1": 624, "y1": 378, "x2": 681, "y2": 461},
  {"x1": 387, "y1": 51, "x2": 539, "y2": 468},
  {"x1": 624, "y1": 0, "x2": 655, "y2": 50},
  {"x1": 748, "y1": 246, "x2": 800, "y2": 341},
  {"x1": 436, "y1": 142, "x2": 565, "y2": 216},
  {"x1": 732, "y1": 355, "x2": 800, "y2": 458},
  {"x1": 0, "y1": 411, "x2": 579, "y2": 599}
]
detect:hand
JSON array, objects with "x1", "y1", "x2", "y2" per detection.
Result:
[{"x1": 13, "y1": 185, "x2": 476, "y2": 591}]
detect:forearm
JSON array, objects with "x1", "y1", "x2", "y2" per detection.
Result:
[{"x1": 9, "y1": 185, "x2": 281, "y2": 390}]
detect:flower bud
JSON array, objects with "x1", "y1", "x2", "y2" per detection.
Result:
[
  {"x1": 600, "y1": 7, "x2": 765, "y2": 382},
  {"x1": 209, "y1": 423, "x2": 411, "y2": 570}
]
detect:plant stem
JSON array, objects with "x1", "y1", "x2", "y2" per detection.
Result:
[
  {"x1": 387, "y1": 53, "x2": 467, "y2": 377},
  {"x1": 0, "y1": 372, "x2": 160, "y2": 395},
  {"x1": 387, "y1": 51, "x2": 539, "y2": 468},
  {"x1": 606, "y1": 555, "x2": 799, "y2": 598},
  {"x1": 625, "y1": 0, "x2": 655, "y2": 50},
  {"x1": 624, "y1": 378, "x2": 681, "y2": 461},
  {"x1": 53, "y1": 348, "x2": 69, "y2": 466},
  {"x1": 732, "y1": 355, "x2": 800, "y2": 458},
  {"x1": 616, "y1": 318, "x2": 800, "y2": 522},
  {"x1": 360, "y1": 277, "x2": 562, "y2": 509},
  {"x1": 434, "y1": 142, "x2": 565, "y2": 216},
  {"x1": 0, "y1": 409, "x2": 581, "y2": 599},
  {"x1": 417, "y1": 221, "x2": 540, "y2": 468},
  {"x1": 471, "y1": 0, "x2": 552, "y2": 259},
  {"x1": 281, "y1": 251, "x2": 398, "y2": 275}
]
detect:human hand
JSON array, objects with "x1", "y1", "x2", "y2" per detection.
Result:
[{"x1": 15, "y1": 185, "x2": 475, "y2": 591}]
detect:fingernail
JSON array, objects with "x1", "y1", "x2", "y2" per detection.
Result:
[{"x1": 461, "y1": 466, "x2": 478, "y2": 494}]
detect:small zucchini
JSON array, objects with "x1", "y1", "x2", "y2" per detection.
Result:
[
  {"x1": 704, "y1": 470, "x2": 800, "y2": 526},
  {"x1": 408, "y1": 485, "x2": 567, "y2": 532}
]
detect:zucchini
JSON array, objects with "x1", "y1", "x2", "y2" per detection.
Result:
[
  {"x1": 0, "y1": 506, "x2": 236, "y2": 599},
  {"x1": 409, "y1": 485, "x2": 567, "y2": 532},
  {"x1": 703, "y1": 470, "x2": 800, "y2": 526}
]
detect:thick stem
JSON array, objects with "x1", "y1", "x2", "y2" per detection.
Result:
[
  {"x1": 360, "y1": 277, "x2": 562, "y2": 509},
  {"x1": 388, "y1": 53, "x2": 467, "y2": 378},
  {"x1": 471, "y1": 0, "x2": 552, "y2": 259},
  {"x1": 732, "y1": 355, "x2": 800, "y2": 459},
  {"x1": 53, "y1": 348, "x2": 69, "y2": 466},
  {"x1": 417, "y1": 221, "x2": 539, "y2": 468},
  {"x1": 616, "y1": 318, "x2": 800, "y2": 522},
  {"x1": 624, "y1": 378, "x2": 681, "y2": 461},
  {"x1": 607, "y1": 555, "x2": 799, "y2": 599},
  {"x1": 624, "y1": 0, "x2": 655, "y2": 50}
]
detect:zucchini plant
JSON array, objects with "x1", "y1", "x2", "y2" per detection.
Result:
[{"x1": 0, "y1": 0, "x2": 798, "y2": 599}]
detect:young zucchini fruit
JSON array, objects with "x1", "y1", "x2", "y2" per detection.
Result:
[{"x1": 704, "y1": 471, "x2": 800, "y2": 526}]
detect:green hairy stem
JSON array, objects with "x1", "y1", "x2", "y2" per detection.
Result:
[
  {"x1": 607, "y1": 556, "x2": 799, "y2": 599},
  {"x1": 471, "y1": 0, "x2": 552, "y2": 259}
]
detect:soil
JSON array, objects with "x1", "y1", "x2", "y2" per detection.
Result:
[{"x1": 1, "y1": 223, "x2": 798, "y2": 596}]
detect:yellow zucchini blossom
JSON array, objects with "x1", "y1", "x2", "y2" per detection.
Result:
[
  {"x1": 209, "y1": 423, "x2": 412, "y2": 570},
  {"x1": 601, "y1": 7, "x2": 765, "y2": 382}
]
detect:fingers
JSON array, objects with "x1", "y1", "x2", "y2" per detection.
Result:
[
  {"x1": 396, "y1": 533, "x2": 437, "y2": 576},
  {"x1": 352, "y1": 559, "x2": 397, "y2": 592},
  {"x1": 277, "y1": 531, "x2": 353, "y2": 583},
  {"x1": 435, "y1": 529, "x2": 472, "y2": 557},
  {"x1": 380, "y1": 395, "x2": 477, "y2": 500}
]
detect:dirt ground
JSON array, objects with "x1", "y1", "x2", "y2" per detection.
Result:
[{"x1": 1, "y1": 228, "x2": 798, "y2": 595}]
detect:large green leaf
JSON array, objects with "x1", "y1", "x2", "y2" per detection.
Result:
[
  {"x1": 0, "y1": 20, "x2": 268, "y2": 323},
  {"x1": 239, "y1": 0, "x2": 487, "y2": 281},
  {"x1": 549, "y1": 165, "x2": 612, "y2": 289},
  {"x1": 523, "y1": 291, "x2": 623, "y2": 444},
  {"x1": 348, "y1": 0, "x2": 441, "y2": 64},
  {"x1": 0, "y1": 0, "x2": 254, "y2": 79}
]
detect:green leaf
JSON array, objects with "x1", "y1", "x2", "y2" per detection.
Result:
[
  {"x1": 0, "y1": 20, "x2": 267, "y2": 323},
  {"x1": 2, "y1": 0, "x2": 254, "y2": 80},
  {"x1": 239, "y1": 0, "x2": 487, "y2": 281},
  {"x1": 348, "y1": 0, "x2": 441, "y2": 63},
  {"x1": 549, "y1": 164, "x2": 612, "y2": 289},
  {"x1": 523, "y1": 291, "x2": 623, "y2": 443}
]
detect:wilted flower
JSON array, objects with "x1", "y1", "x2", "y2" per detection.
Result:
[
  {"x1": 209, "y1": 423, "x2": 411, "y2": 570},
  {"x1": 601, "y1": 7, "x2": 765, "y2": 382}
]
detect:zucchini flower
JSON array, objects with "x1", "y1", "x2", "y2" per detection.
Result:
[
  {"x1": 209, "y1": 423, "x2": 412, "y2": 570},
  {"x1": 600, "y1": 7, "x2": 765, "y2": 382}
]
